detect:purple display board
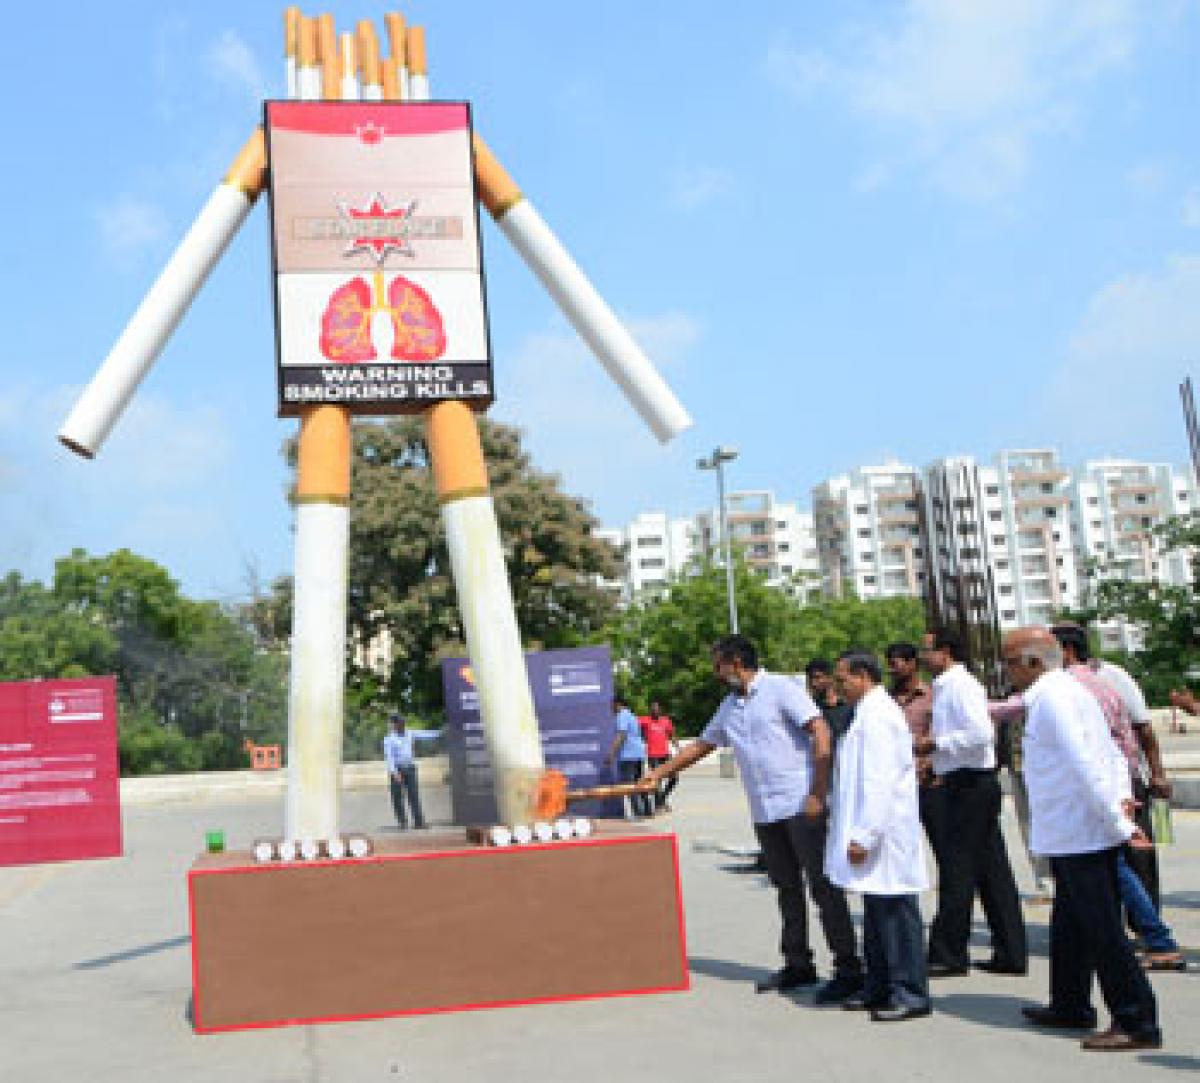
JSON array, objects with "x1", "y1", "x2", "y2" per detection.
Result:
[{"x1": 441, "y1": 646, "x2": 621, "y2": 825}]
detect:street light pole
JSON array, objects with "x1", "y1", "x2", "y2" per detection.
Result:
[{"x1": 698, "y1": 446, "x2": 739, "y2": 634}]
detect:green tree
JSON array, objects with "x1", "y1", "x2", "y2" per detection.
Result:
[
  {"x1": 1071, "y1": 511, "x2": 1200, "y2": 703},
  {"x1": 601, "y1": 557, "x2": 925, "y2": 734},
  {"x1": 0, "y1": 571, "x2": 118, "y2": 679},
  {"x1": 0, "y1": 550, "x2": 288, "y2": 773},
  {"x1": 284, "y1": 416, "x2": 622, "y2": 713}
]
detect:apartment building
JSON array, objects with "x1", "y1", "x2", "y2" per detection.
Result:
[
  {"x1": 811, "y1": 462, "x2": 925, "y2": 600},
  {"x1": 923, "y1": 449, "x2": 1081, "y2": 633},
  {"x1": 594, "y1": 511, "x2": 698, "y2": 600},
  {"x1": 814, "y1": 449, "x2": 1196, "y2": 651},
  {"x1": 1073, "y1": 459, "x2": 1198, "y2": 651},
  {"x1": 600, "y1": 492, "x2": 820, "y2": 602}
]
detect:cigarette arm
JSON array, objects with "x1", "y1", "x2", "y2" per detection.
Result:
[
  {"x1": 58, "y1": 129, "x2": 267, "y2": 457},
  {"x1": 472, "y1": 136, "x2": 693, "y2": 444}
]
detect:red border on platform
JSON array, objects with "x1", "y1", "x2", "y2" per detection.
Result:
[{"x1": 189, "y1": 832, "x2": 689, "y2": 1034}]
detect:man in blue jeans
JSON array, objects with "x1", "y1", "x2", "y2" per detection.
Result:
[{"x1": 605, "y1": 696, "x2": 652, "y2": 818}]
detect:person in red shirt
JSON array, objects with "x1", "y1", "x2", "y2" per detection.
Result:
[{"x1": 639, "y1": 701, "x2": 678, "y2": 811}]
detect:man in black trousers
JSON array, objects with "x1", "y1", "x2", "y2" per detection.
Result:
[
  {"x1": 914, "y1": 631, "x2": 1027, "y2": 977},
  {"x1": 1003, "y1": 627, "x2": 1160, "y2": 1052}
]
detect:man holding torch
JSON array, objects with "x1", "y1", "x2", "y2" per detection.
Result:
[{"x1": 642, "y1": 634, "x2": 863, "y2": 1003}]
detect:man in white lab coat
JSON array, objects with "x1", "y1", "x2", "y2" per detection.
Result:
[
  {"x1": 827, "y1": 649, "x2": 930, "y2": 1023},
  {"x1": 1002, "y1": 627, "x2": 1160, "y2": 1053}
]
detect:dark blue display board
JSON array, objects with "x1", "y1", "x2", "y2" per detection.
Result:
[{"x1": 441, "y1": 645, "x2": 622, "y2": 825}]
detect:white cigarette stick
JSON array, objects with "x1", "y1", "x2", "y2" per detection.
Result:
[
  {"x1": 441, "y1": 495, "x2": 546, "y2": 825},
  {"x1": 572, "y1": 817, "x2": 593, "y2": 838},
  {"x1": 58, "y1": 132, "x2": 266, "y2": 457},
  {"x1": 407, "y1": 26, "x2": 429, "y2": 101},
  {"x1": 284, "y1": 7, "x2": 300, "y2": 98},
  {"x1": 340, "y1": 33, "x2": 360, "y2": 99},
  {"x1": 471, "y1": 138, "x2": 691, "y2": 443},
  {"x1": 285, "y1": 499, "x2": 349, "y2": 844},
  {"x1": 496, "y1": 200, "x2": 692, "y2": 443}
]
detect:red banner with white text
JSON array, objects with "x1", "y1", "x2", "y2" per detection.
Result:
[{"x1": 0, "y1": 677, "x2": 122, "y2": 866}]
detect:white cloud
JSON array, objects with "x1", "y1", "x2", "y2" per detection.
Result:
[
  {"x1": 94, "y1": 196, "x2": 170, "y2": 269},
  {"x1": 670, "y1": 166, "x2": 733, "y2": 211},
  {"x1": 767, "y1": 0, "x2": 1139, "y2": 200},
  {"x1": 1045, "y1": 254, "x2": 1200, "y2": 448},
  {"x1": 491, "y1": 312, "x2": 701, "y2": 519},
  {"x1": 205, "y1": 29, "x2": 268, "y2": 102},
  {"x1": 1182, "y1": 187, "x2": 1200, "y2": 228}
]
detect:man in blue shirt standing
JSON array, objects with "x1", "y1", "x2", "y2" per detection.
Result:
[
  {"x1": 383, "y1": 713, "x2": 440, "y2": 829},
  {"x1": 605, "y1": 695, "x2": 652, "y2": 818},
  {"x1": 644, "y1": 634, "x2": 863, "y2": 1003}
]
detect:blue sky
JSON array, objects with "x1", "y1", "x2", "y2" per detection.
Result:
[{"x1": 2, "y1": 0, "x2": 1198, "y2": 600}]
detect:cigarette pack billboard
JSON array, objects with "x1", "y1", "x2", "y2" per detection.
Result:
[
  {"x1": 442, "y1": 646, "x2": 621, "y2": 824},
  {"x1": 0, "y1": 676, "x2": 122, "y2": 867},
  {"x1": 265, "y1": 101, "x2": 492, "y2": 416}
]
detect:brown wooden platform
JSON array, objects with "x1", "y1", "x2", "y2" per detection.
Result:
[{"x1": 188, "y1": 829, "x2": 688, "y2": 1032}]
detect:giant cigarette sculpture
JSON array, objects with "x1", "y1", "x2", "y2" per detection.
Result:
[{"x1": 59, "y1": 8, "x2": 691, "y2": 843}]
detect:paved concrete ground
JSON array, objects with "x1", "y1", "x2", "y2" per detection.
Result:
[{"x1": 2, "y1": 770, "x2": 1198, "y2": 1083}]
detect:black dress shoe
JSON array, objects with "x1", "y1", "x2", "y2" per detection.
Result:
[
  {"x1": 927, "y1": 962, "x2": 969, "y2": 978},
  {"x1": 870, "y1": 1003, "x2": 932, "y2": 1023},
  {"x1": 1021, "y1": 1004, "x2": 1097, "y2": 1030},
  {"x1": 973, "y1": 959, "x2": 1028, "y2": 975},
  {"x1": 755, "y1": 965, "x2": 819, "y2": 993},
  {"x1": 814, "y1": 973, "x2": 864, "y2": 1005}
]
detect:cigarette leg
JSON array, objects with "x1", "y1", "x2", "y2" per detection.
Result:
[
  {"x1": 285, "y1": 406, "x2": 351, "y2": 842},
  {"x1": 426, "y1": 401, "x2": 545, "y2": 825}
]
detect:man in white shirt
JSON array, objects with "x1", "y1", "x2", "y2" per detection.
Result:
[
  {"x1": 827, "y1": 649, "x2": 930, "y2": 1023},
  {"x1": 1003, "y1": 627, "x2": 1160, "y2": 1053},
  {"x1": 914, "y1": 632, "x2": 1026, "y2": 977},
  {"x1": 1052, "y1": 623, "x2": 1171, "y2": 911}
]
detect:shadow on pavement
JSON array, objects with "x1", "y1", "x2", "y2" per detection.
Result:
[
  {"x1": 1139, "y1": 1054, "x2": 1200, "y2": 1071},
  {"x1": 931, "y1": 992, "x2": 1081, "y2": 1037},
  {"x1": 688, "y1": 956, "x2": 770, "y2": 986},
  {"x1": 1161, "y1": 890, "x2": 1200, "y2": 910},
  {"x1": 73, "y1": 934, "x2": 191, "y2": 970}
]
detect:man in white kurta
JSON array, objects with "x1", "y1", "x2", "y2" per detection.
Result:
[
  {"x1": 827, "y1": 650, "x2": 930, "y2": 1022},
  {"x1": 1003, "y1": 627, "x2": 1160, "y2": 1053}
]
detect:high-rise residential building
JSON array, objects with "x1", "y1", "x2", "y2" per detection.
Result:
[
  {"x1": 1072, "y1": 458, "x2": 1198, "y2": 651},
  {"x1": 923, "y1": 449, "x2": 1081, "y2": 636},
  {"x1": 814, "y1": 449, "x2": 1196, "y2": 655},
  {"x1": 811, "y1": 462, "x2": 924, "y2": 600},
  {"x1": 599, "y1": 492, "x2": 820, "y2": 602},
  {"x1": 696, "y1": 490, "x2": 820, "y2": 596},
  {"x1": 594, "y1": 511, "x2": 698, "y2": 601}
]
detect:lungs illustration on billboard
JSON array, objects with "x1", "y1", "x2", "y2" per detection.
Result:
[
  {"x1": 319, "y1": 274, "x2": 447, "y2": 362},
  {"x1": 266, "y1": 101, "x2": 492, "y2": 414}
]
